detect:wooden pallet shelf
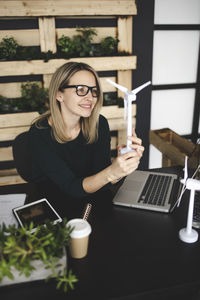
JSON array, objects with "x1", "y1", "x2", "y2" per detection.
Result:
[{"x1": 0, "y1": 56, "x2": 136, "y2": 77}]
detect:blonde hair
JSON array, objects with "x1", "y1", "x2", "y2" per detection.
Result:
[{"x1": 34, "y1": 62, "x2": 103, "y2": 144}]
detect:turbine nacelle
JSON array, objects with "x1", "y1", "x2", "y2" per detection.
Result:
[
  {"x1": 186, "y1": 178, "x2": 200, "y2": 190},
  {"x1": 126, "y1": 92, "x2": 136, "y2": 101}
]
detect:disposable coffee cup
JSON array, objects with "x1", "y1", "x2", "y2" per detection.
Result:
[{"x1": 67, "y1": 218, "x2": 92, "y2": 259}]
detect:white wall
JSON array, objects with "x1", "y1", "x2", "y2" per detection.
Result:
[{"x1": 149, "y1": 0, "x2": 200, "y2": 169}]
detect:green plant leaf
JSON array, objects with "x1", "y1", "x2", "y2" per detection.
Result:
[{"x1": 0, "y1": 218, "x2": 77, "y2": 292}]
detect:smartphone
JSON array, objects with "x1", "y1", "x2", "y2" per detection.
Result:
[{"x1": 13, "y1": 198, "x2": 62, "y2": 232}]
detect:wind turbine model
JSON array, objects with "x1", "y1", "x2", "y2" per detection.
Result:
[
  {"x1": 106, "y1": 79, "x2": 151, "y2": 154},
  {"x1": 178, "y1": 156, "x2": 200, "y2": 243}
]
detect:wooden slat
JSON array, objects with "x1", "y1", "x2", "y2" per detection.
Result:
[
  {"x1": 111, "y1": 136, "x2": 117, "y2": 150},
  {"x1": 0, "y1": 146, "x2": 13, "y2": 162},
  {"x1": 100, "y1": 77, "x2": 116, "y2": 92},
  {"x1": 42, "y1": 75, "x2": 117, "y2": 91},
  {"x1": 118, "y1": 16, "x2": 133, "y2": 54},
  {"x1": 117, "y1": 70, "x2": 132, "y2": 90},
  {"x1": 118, "y1": 129, "x2": 127, "y2": 146},
  {"x1": 57, "y1": 27, "x2": 117, "y2": 43},
  {"x1": 0, "y1": 168, "x2": 18, "y2": 176},
  {"x1": 43, "y1": 74, "x2": 52, "y2": 89},
  {"x1": 0, "y1": 126, "x2": 30, "y2": 142},
  {"x1": 0, "y1": 76, "x2": 118, "y2": 95},
  {"x1": 108, "y1": 117, "x2": 135, "y2": 131},
  {"x1": 0, "y1": 29, "x2": 40, "y2": 46},
  {"x1": 0, "y1": 56, "x2": 137, "y2": 76},
  {"x1": 0, "y1": 82, "x2": 23, "y2": 98},
  {"x1": 0, "y1": 27, "x2": 116, "y2": 46},
  {"x1": 39, "y1": 17, "x2": 56, "y2": 53},
  {"x1": 0, "y1": 1, "x2": 137, "y2": 17},
  {"x1": 117, "y1": 70, "x2": 132, "y2": 98},
  {"x1": 101, "y1": 104, "x2": 136, "y2": 119},
  {"x1": 0, "y1": 27, "x2": 116, "y2": 47},
  {"x1": 0, "y1": 174, "x2": 25, "y2": 186},
  {"x1": 0, "y1": 112, "x2": 39, "y2": 128},
  {"x1": 0, "y1": 82, "x2": 41, "y2": 98}
]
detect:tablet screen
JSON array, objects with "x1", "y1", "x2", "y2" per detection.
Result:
[{"x1": 13, "y1": 199, "x2": 62, "y2": 229}]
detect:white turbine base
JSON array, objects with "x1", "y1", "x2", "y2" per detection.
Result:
[
  {"x1": 120, "y1": 147, "x2": 135, "y2": 154},
  {"x1": 179, "y1": 228, "x2": 198, "y2": 243}
]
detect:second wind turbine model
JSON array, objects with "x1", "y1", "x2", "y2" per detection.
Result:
[
  {"x1": 177, "y1": 156, "x2": 200, "y2": 243},
  {"x1": 106, "y1": 79, "x2": 151, "y2": 154}
]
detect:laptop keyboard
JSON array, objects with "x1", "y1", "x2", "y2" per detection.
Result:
[
  {"x1": 137, "y1": 174, "x2": 172, "y2": 206},
  {"x1": 193, "y1": 191, "x2": 200, "y2": 222}
]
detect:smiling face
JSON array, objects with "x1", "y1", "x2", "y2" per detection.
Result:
[{"x1": 56, "y1": 70, "x2": 98, "y2": 121}]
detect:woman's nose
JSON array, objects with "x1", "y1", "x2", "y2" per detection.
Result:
[{"x1": 86, "y1": 90, "x2": 93, "y2": 99}]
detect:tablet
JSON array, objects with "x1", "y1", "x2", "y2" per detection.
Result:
[{"x1": 13, "y1": 198, "x2": 62, "y2": 232}]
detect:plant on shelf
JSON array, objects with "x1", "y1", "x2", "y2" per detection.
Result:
[
  {"x1": 20, "y1": 82, "x2": 49, "y2": 113},
  {"x1": 73, "y1": 27, "x2": 97, "y2": 57},
  {"x1": 103, "y1": 93, "x2": 124, "y2": 106},
  {"x1": 0, "y1": 83, "x2": 49, "y2": 114},
  {"x1": 98, "y1": 36, "x2": 119, "y2": 56},
  {"x1": 0, "y1": 37, "x2": 55, "y2": 61},
  {"x1": 58, "y1": 27, "x2": 97, "y2": 58},
  {"x1": 57, "y1": 35, "x2": 74, "y2": 58},
  {"x1": 0, "y1": 95, "x2": 24, "y2": 114},
  {"x1": 0, "y1": 28, "x2": 121, "y2": 61},
  {"x1": 58, "y1": 27, "x2": 120, "y2": 58},
  {"x1": 0, "y1": 37, "x2": 19, "y2": 60},
  {"x1": 16, "y1": 46, "x2": 39, "y2": 61},
  {"x1": 0, "y1": 218, "x2": 77, "y2": 292}
]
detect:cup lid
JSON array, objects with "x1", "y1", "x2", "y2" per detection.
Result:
[{"x1": 67, "y1": 218, "x2": 92, "y2": 238}]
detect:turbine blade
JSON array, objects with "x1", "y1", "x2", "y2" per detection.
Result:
[
  {"x1": 184, "y1": 156, "x2": 188, "y2": 182},
  {"x1": 124, "y1": 99, "x2": 127, "y2": 120},
  {"x1": 106, "y1": 79, "x2": 128, "y2": 93},
  {"x1": 131, "y1": 81, "x2": 151, "y2": 95},
  {"x1": 177, "y1": 156, "x2": 188, "y2": 207},
  {"x1": 177, "y1": 185, "x2": 186, "y2": 207}
]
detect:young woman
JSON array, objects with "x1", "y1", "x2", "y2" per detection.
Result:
[{"x1": 28, "y1": 62, "x2": 144, "y2": 217}]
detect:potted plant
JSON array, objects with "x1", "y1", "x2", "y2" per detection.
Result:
[
  {"x1": 0, "y1": 219, "x2": 77, "y2": 292},
  {"x1": 0, "y1": 37, "x2": 19, "y2": 60}
]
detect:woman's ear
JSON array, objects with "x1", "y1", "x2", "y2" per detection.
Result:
[{"x1": 56, "y1": 91, "x2": 64, "y2": 103}]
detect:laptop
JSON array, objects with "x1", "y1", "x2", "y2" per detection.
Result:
[{"x1": 113, "y1": 170, "x2": 181, "y2": 213}]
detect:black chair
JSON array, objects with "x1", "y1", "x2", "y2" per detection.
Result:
[
  {"x1": 12, "y1": 131, "x2": 32, "y2": 182},
  {"x1": 12, "y1": 132, "x2": 45, "y2": 204}
]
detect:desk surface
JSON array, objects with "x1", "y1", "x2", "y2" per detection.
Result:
[{"x1": 0, "y1": 168, "x2": 200, "y2": 300}]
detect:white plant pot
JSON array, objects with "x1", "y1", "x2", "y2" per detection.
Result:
[{"x1": 0, "y1": 251, "x2": 67, "y2": 286}]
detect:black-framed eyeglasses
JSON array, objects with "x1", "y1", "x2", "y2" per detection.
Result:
[{"x1": 63, "y1": 85, "x2": 99, "y2": 97}]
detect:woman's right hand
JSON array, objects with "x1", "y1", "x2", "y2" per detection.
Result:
[{"x1": 107, "y1": 150, "x2": 141, "y2": 183}]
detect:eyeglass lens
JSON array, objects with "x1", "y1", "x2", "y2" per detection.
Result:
[{"x1": 76, "y1": 85, "x2": 98, "y2": 97}]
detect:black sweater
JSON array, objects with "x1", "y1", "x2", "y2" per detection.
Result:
[{"x1": 28, "y1": 115, "x2": 112, "y2": 200}]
